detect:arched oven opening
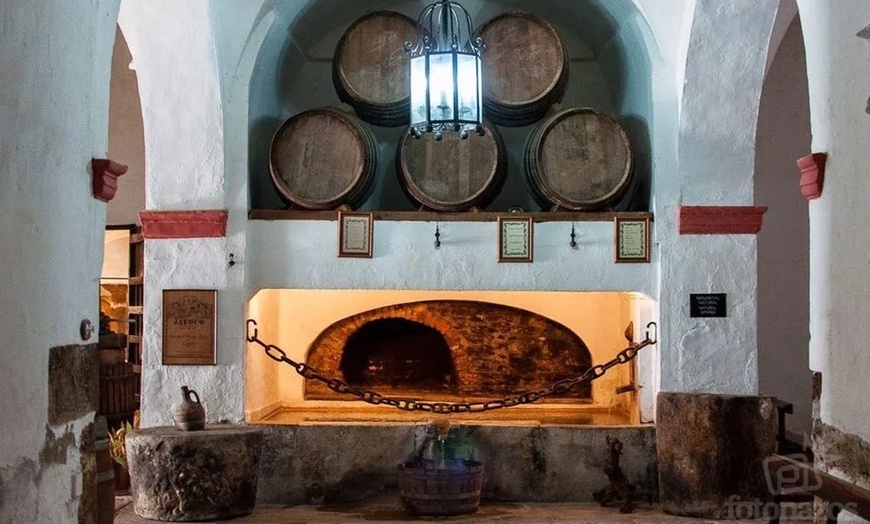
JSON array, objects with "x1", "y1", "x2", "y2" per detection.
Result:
[{"x1": 340, "y1": 318, "x2": 457, "y2": 395}]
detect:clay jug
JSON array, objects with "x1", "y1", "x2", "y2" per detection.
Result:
[{"x1": 174, "y1": 386, "x2": 205, "y2": 431}]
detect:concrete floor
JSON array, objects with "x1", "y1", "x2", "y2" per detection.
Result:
[{"x1": 114, "y1": 495, "x2": 816, "y2": 523}]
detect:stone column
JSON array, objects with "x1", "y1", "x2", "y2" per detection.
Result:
[
  {"x1": 127, "y1": 426, "x2": 263, "y2": 521},
  {"x1": 657, "y1": 392, "x2": 778, "y2": 518}
]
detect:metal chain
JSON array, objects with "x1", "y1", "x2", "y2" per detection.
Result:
[{"x1": 246, "y1": 319, "x2": 657, "y2": 414}]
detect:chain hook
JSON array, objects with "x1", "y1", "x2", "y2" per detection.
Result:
[
  {"x1": 246, "y1": 319, "x2": 259, "y2": 342},
  {"x1": 645, "y1": 321, "x2": 657, "y2": 345}
]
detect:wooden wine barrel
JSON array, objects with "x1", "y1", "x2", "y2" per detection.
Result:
[
  {"x1": 269, "y1": 108, "x2": 378, "y2": 210},
  {"x1": 333, "y1": 11, "x2": 417, "y2": 127},
  {"x1": 99, "y1": 362, "x2": 137, "y2": 426},
  {"x1": 476, "y1": 12, "x2": 569, "y2": 127},
  {"x1": 525, "y1": 107, "x2": 633, "y2": 211},
  {"x1": 396, "y1": 122, "x2": 506, "y2": 211}
]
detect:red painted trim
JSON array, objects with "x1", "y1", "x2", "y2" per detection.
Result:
[
  {"x1": 678, "y1": 206, "x2": 768, "y2": 235},
  {"x1": 91, "y1": 158, "x2": 128, "y2": 203},
  {"x1": 797, "y1": 152, "x2": 826, "y2": 201},
  {"x1": 139, "y1": 210, "x2": 229, "y2": 239}
]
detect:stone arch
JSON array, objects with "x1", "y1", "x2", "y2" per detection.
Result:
[
  {"x1": 657, "y1": 0, "x2": 781, "y2": 395},
  {"x1": 116, "y1": 1, "x2": 228, "y2": 427},
  {"x1": 304, "y1": 300, "x2": 593, "y2": 401},
  {"x1": 117, "y1": 2, "x2": 226, "y2": 211},
  {"x1": 107, "y1": 21, "x2": 146, "y2": 225}
]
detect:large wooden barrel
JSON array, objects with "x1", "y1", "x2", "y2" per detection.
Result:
[
  {"x1": 396, "y1": 122, "x2": 506, "y2": 211},
  {"x1": 269, "y1": 108, "x2": 378, "y2": 210},
  {"x1": 525, "y1": 107, "x2": 633, "y2": 211},
  {"x1": 99, "y1": 362, "x2": 137, "y2": 427},
  {"x1": 476, "y1": 12, "x2": 569, "y2": 127},
  {"x1": 333, "y1": 11, "x2": 417, "y2": 127}
]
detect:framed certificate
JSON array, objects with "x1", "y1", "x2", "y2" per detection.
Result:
[
  {"x1": 162, "y1": 289, "x2": 216, "y2": 365},
  {"x1": 498, "y1": 216, "x2": 533, "y2": 263},
  {"x1": 614, "y1": 217, "x2": 651, "y2": 263},
  {"x1": 338, "y1": 211, "x2": 373, "y2": 258}
]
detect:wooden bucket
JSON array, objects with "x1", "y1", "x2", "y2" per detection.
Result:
[
  {"x1": 525, "y1": 107, "x2": 633, "y2": 211},
  {"x1": 476, "y1": 12, "x2": 569, "y2": 127},
  {"x1": 269, "y1": 108, "x2": 378, "y2": 210},
  {"x1": 94, "y1": 417, "x2": 115, "y2": 524},
  {"x1": 333, "y1": 11, "x2": 417, "y2": 127},
  {"x1": 396, "y1": 122, "x2": 506, "y2": 211},
  {"x1": 398, "y1": 460, "x2": 484, "y2": 516}
]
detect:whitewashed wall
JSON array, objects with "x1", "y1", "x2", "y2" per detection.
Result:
[
  {"x1": 118, "y1": 1, "x2": 240, "y2": 427},
  {"x1": 132, "y1": 0, "x2": 788, "y2": 426},
  {"x1": 659, "y1": 0, "x2": 779, "y2": 395},
  {"x1": 0, "y1": 0, "x2": 120, "y2": 521},
  {"x1": 798, "y1": 0, "x2": 870, "y2": 442}
]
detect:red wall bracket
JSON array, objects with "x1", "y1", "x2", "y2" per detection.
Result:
[
  {"x1": 91, "y1": 158, "x2": 129, "y2": 203},
  {"x1": 678, "y1": 206, "x2": 768, "y2": 235},
  {"x1": 797, "y1": 152, "x2": 826, "y2": 201},
  {"x1": 139, "y1": 210, "x2": 229, "y2": 239}
]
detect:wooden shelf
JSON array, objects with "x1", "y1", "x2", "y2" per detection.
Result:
[{"x1": 249, "y1": 209, "x2": 653, "y2": 223}]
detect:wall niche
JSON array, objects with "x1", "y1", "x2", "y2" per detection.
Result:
[{"x1": 247, "y1": 0, "x2": 654, "y2": 215}]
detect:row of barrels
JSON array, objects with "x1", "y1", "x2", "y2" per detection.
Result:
[
  {"x1": 269, "y1": 107, "x2": 633, "y2": 212},
  {"x1": 333, "y1": 11, "x2": 569, "y2": 128}
]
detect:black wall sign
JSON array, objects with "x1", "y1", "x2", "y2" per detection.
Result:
[{"x1": 690, "y1": 293, "x2": 727, "y2": 318}]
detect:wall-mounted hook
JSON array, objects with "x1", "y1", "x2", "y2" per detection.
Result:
[
  {"x1": 569, "y1": 222, "x2": 578, "y2": 249},
  {"x1": 80, "y1": 319, "x2": 95, "y2": 341},
  {"x1": 228, "y1": 253, "x2": 236, "y2": 267},
  {"x1": 434, "y1": 223, "x2": 441, "y2": 249}
]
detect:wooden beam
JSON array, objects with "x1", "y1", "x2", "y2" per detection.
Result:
[
  {"x1": 767, "y1": 454, "x2": 870, "y2": 521},
  {"x1": 248, "y1": 209, "x2": 654, "y2": 223}
]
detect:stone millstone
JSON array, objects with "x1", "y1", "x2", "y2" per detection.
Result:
[
  {"x1": 656, "y1": 392, "x2": 777, "y2": 518},
  {"x1": 126, "y1": 426, "x2": 263, "y2": 521}
]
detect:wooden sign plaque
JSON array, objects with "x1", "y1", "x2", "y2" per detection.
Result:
[{"x1": 162, "y1": 289, "x2": 217, "y2": 365}]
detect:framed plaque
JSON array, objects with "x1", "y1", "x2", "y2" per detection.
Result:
[
  {"x1": 162, "y1": 289, "x2": 217, "y2": 365},
  {"x1": 498, "y1": 216, "x2": 534, "y2": 263},
  {"x1": 338, "y1": 211, "x2": 373, "y2": 258},
  {"x1": 614, "y1": 216, "x2": 651, "y2": 263}
]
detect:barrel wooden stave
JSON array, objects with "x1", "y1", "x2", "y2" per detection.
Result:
[
  {"x1": 269, "y1": 108, "x2": 377, "y2": 210},
  {"x1": 333, "y1": 11, "x2": 416, "y2": 127},
  {"x1": 396, "y1": 123, "x2": 506, "y2": 212},
  {"x1": 477, "y1": 12, "x2": 569, "y2": 127},
  {"x1": 525, "y1": 107, "x2": 633, "y2": 211}
]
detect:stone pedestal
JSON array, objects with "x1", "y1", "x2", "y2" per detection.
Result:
[
  {"x1": 657, "y1": 392, "x2": 777, "y2": 519},
  {"x1": 127, "y1": 425, "x2": 263, "y2": 521}
]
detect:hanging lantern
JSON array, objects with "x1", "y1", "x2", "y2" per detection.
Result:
[{"x1": 404, "y1": 0, "x2": 485, "y2": 140}]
